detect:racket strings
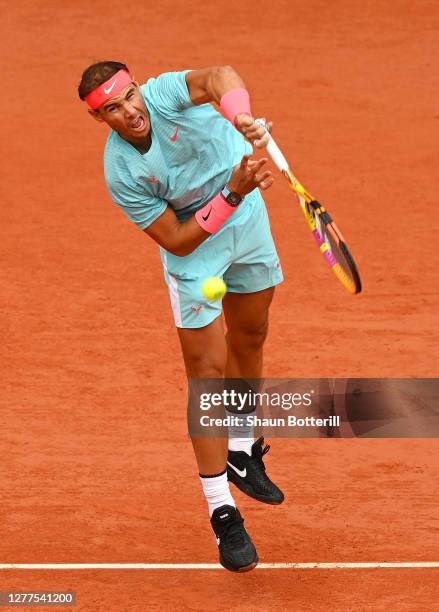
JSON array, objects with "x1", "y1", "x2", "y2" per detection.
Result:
[
  {"x1": 306, "y1": 200, "x2": 361, "y2": 294},
  {"x1": 285, "y1": 174, "x2": 361, "y2": 294}
]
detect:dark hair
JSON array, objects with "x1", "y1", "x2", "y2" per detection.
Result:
[{"x1": 78, "y1": 61, "x2": 129, "y2": 100}]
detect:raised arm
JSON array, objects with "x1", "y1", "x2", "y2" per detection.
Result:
[
  {"x1": 185, "y1": 66, "x2": 246, "y2": 106},
  {"x1": 142, "y1": 67, "x2": 276, "y2": 256},
  {"x1": 185, "y1": 66, "x2": 271, "y2": 147}
]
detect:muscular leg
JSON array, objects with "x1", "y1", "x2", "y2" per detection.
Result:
[
  {"x1": 222, "y1": 286, "x2": 284, "y2": 505},
  {"x1": 223, "y1": 287, "x2": 275, "y2": 378},
  {"x1": 177, "y1": 316, "x2": 228, "y2": 475},
  {"x1": 177, "y1": 287, "x2": 275, "y2": 473},
  {"x1": 223, "y1": 287, "x2": 275, "y2": 445}
]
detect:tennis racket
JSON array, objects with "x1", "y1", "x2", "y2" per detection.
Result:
[{"x1": 256, "y1": 119, "x2": 362, "y2": 295}]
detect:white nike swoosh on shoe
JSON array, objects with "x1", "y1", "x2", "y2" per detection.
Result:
[{"x1": 227, "y1": 461, "x2": 247, "y2": 478}]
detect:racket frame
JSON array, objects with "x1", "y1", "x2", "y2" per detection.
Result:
[{"x1": 257, "y1": 121, "x2": 362, "y2": 295}]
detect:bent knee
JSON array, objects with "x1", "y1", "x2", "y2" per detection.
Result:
[
  {"x1": 228, "y1": 319, "x2": 269, "y2": 352},
  {"x1": 184, "y1": 351, "x2": 226, "y2": 378}
]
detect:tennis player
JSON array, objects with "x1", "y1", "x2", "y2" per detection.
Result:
[{"x1": 79, "y1": 63, "x2": 284, "y2": 572}]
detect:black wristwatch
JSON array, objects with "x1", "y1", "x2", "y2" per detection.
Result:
[{"x1": 221, "y1": 185, "x2": 243, "y2": 207}]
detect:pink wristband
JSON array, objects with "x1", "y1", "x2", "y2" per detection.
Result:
[
  {"x1": 220, "y1": 88, "x2": 251, "y2": 125},
  {"x1": 195, "y1": 193, "x2": 238, "y2": 234}
]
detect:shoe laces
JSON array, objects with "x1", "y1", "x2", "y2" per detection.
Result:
[{"x1": 222, "y1": 516, "x2": 247, "y2": 547}]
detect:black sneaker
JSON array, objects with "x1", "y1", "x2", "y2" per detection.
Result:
[
  {"x1": 227, "y1": 437, "x2": 285, "y2": 505},
  {"x1": 210, "y1": 505, "x2": 258, "y2": 572}
]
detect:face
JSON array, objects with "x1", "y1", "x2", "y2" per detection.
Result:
[{"x1": 89, "y1": 82, "x2": 150, "y2": 146}]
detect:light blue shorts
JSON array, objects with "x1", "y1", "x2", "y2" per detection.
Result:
[{"x1": 160, "y1": 189, "x2": 283, "y2": 328}]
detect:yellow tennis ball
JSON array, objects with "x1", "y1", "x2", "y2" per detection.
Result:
[{"x1": 202, "y1": 277, "x2": 227, "y2": 301}]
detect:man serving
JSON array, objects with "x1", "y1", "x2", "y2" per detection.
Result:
[{"x1": 79, "y1": 63, "x2": 284, "y2": 572}]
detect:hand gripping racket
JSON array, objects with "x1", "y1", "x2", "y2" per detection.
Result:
[{"x1": 256, "y1": 119, "x2": 362, "y2": 295}]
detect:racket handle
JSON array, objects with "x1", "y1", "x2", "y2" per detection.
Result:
[{"x1": 255, "y1": 118, "x2": 289, "y2": 173}]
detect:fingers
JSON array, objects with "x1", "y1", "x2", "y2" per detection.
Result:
[
  {"x1": 237, "y1": 115, "x2": 272, "y2": 141},
  {"x1": 238, "y1": 116, "x2": 274, "y2": 148},
  {"x1": 229, "y1": 155, "x2": 274, "y2": 195},
  {"x1": 255, "y1": 169, "x2": 274, "y2": 190},
  {"x1": 235, "y1": 113, "x2": 254, "y2": 128},
  {"x1": 253, "y1": 119, "x2": 273, "y2": 148},
  {"x1": 240, "y1": 155, "x2": 250, "y2": 168},
  {"x1": 254, "y1": 131, "x2": 271, "y2": 149},
  {"x1": 247, "y1": 157, "x2": 268, "y2": 172},
  {"x1": 248, "y1": 121, "x2": 267, "y2": 142},
  {"x1": 259, "y1": 177, "x2": 274, "y2": 190},
  {"x1": 248, "y1": 158, "x2": 274, "y2": 187}
]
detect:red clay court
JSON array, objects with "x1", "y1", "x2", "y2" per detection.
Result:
[{"x1": 1, "y1": 0, "x2": 439, "y2": 609}]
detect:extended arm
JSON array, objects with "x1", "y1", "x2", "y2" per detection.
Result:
[{"x1": 185, "y1": 66, "x2": 271, "y2": 147}]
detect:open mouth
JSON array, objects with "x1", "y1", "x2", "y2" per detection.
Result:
[{"x1": 131, "y1": 115, "x2": 146, "y2": 131}]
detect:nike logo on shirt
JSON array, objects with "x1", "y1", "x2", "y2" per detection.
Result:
[
  {"x1": 227, "y1": 462, "x2": 247, "y2": 478},
  {"x1": 170, "y1": 126, "x2": 179, "y2": 142}
]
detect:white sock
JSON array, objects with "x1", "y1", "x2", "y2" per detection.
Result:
[
  {"x1": 199, "y1": 470, "x2": 235, "y2": 517},
  {"x1": 226, "y1": 409, "x2": 255, "y2": 455}
]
